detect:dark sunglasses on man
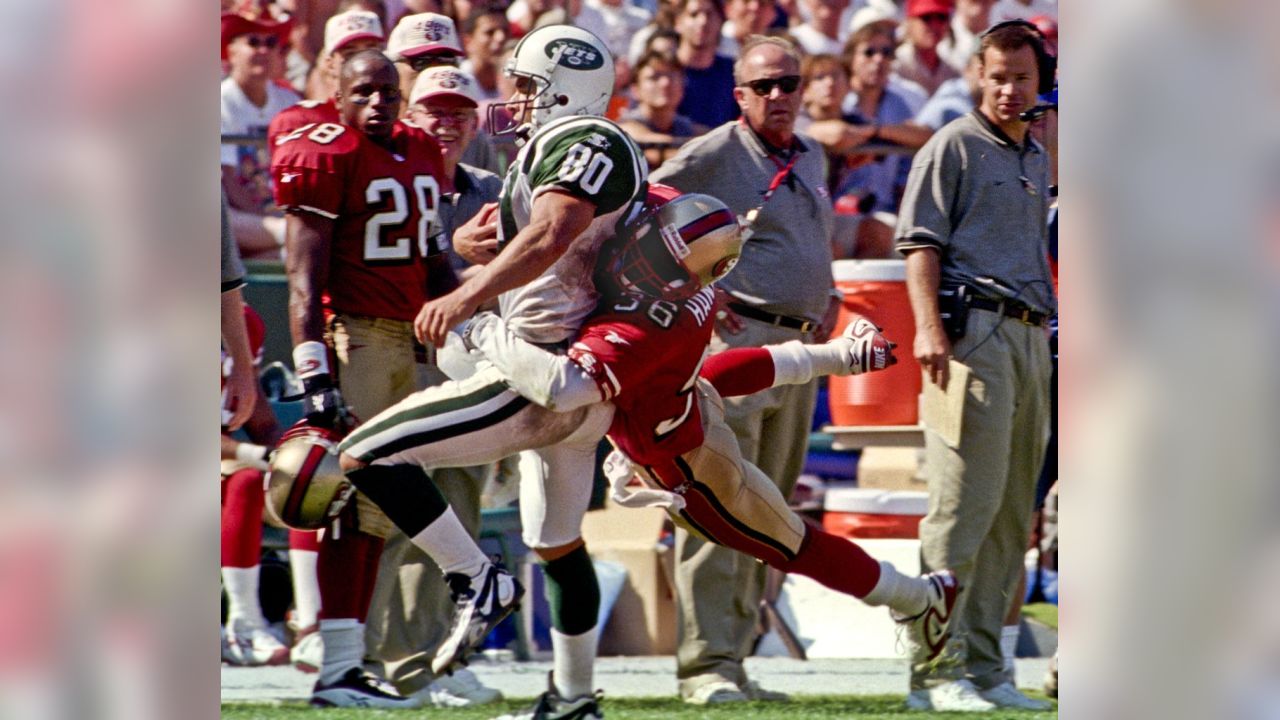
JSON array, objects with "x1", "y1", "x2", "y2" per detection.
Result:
[
  {"x1": 740, "y1": 75, "x2": 801, "y2": 97},
  {"x1": 242, "y1": 34, "x2": 280, "y2": 49},
  {"x1": 405, "y1": 54, "x2": 459, "y2": 72}
]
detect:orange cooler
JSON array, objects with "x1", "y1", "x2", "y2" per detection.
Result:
[{"x1": 828, "y1": 260, "x2": 921, "y2": 426}]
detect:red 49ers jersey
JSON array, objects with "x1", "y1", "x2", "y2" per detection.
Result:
[
  {"x1": 267, "y1": 98, "x2": 339, "y2": 153},
  {"x1": 272, "y1": 119, "x2": 452, "y2": 321},
  {"x1": 568, "y1": 286, "x2": 719, "y2": 464}
]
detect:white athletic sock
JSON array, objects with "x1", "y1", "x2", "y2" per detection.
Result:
[
  {"x1": 222, "y1": 566, "x2": 265, "y2": 627},
  {"x1": 862, "y1": 561, "x2": 928, "y2": 616},
  {"x1": 550, "y1": 627, "x2": 598, "y2": 699},
  {"x1": 409, "y1": 507, "x2": 489, "y2": 578},
  {"x1": 288, "y1": 549, "x2": 321, "y2": 628},
  {"x1": 318, "y1": 618, "x2": 364, "y2": 685},
  {"x1": 1001, "y1": 624, "x2": 1020, "y2": 673}
]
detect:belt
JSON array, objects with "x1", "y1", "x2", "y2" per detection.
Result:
[
  {"x1": 727, "y1": 302, "x2": 817, "y2": 333},
  {"x1": 967, "y1": 295, "x2": 1051, "y2": 327}
]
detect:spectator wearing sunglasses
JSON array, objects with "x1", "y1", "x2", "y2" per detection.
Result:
[
  {"x1": 385, "y1": 13, "x2": 500, "y2": 172},
  {"x1": 651, "y1": 35, "x2": 841, "y2": 706},
  {"x1": 221, "y1": 12, "x2": 300, "y2": 259},
  {"x1": 822, "y1": 20, "x2": 932, "y2": 228},
  {"x1": 895, "y1": 0, "x2": 961, "y2": 98}
]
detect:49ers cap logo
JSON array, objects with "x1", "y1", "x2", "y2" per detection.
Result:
[{"x1": 545, "y1": 39, "x2": 604, "y2": 70}]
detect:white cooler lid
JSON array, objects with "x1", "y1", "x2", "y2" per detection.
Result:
[
  {"x1": 824, "y1": 488, "x2": 928, "y2": 515},
  {"x1": 832, "y1": 259, "x2": 906, "y2": 282}
]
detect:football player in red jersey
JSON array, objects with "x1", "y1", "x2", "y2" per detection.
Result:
[
  {"x1": 456, "y1": 192, "x2": 959, "y2": 675},
  {"x1": 271, "y1": 50, "x2": 456, "y2": 709},
  {"x1": 220, "y1": 306, "x2": 323, "y2": 671},
  {"x1": 266, "y1": 10, "x2": 385, "y2": 152}
]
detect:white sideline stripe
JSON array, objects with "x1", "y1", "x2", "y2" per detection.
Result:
[{"x1": 343, "y1": 387, "x2": 523, "y2": 458}]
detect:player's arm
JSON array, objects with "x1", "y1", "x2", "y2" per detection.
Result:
[
  {"x1": 459, "y1": 312, "x2": 605, "y2": 412},
  {"x1": 414, "y1": 191, "x2": 596, "y2": 345},
  {"x1": 283, "y1": 210, "x2": 346, "y2": 427},
  {"x1": 700, "y1": 316, "x2": 897, "y2": 397}
]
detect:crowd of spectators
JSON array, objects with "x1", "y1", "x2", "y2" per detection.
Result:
[{"x1": 222, "y1": 0, "x2": 1057, "y2": 262}]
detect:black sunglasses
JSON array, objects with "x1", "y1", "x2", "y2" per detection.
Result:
[
  {"x1": 740, "y1": 75, "x2": 801, "y2": 97},
  {"x1": 243, "y1": 34, "x2": 280, "y2": 49},
  {"x1": 405, "y1": 54, "x2": 458, "y2": 72},
  {"x1": 861, "y1": 45, "x2": 895, "y2": 58}
]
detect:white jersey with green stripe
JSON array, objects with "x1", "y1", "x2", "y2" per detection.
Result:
[{"x1": 496, "y1": 115, "x2": 647, "y2": 345}]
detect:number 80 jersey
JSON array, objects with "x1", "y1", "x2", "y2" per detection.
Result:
[
  {"x1": 496, "y1": 116, "x2": 647, "y2": 345},
  {"x1": 272, "y1": 119, "x2": 452, "y2": 322}
]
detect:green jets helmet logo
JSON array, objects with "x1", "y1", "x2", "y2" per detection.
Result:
[{"x1": 545, "y1": 39, "x2": 604, "y2": 70}]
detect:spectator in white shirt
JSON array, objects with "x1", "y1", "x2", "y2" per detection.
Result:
[
  {"x1": 220, "y1": 12, "x2": 299, "y2": 259},
  {"x1": 789, "y1": 0, "x2": 850, "y2": 56}
]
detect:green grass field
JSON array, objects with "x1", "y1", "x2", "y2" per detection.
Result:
[{"x1": 223, "y1": 695, "x2": 1057, "y2": 719}]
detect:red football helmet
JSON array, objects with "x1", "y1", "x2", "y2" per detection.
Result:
[
  {"x1": 264, "y1": 422, "x2": 354, "y2": 530},
  {"x1": 604, "y1": 187, "x2": 743, "y2": 302}
]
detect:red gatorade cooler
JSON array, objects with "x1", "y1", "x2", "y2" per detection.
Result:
[
  {"x1": 828, "y1": 260, "x2": 921, "y2": 426},
  {"x1": 822, "y1": 488, "x2": 927, "y2": 539}
]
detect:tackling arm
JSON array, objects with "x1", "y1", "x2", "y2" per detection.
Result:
[
  {"x1": 700, "y1": 316, "x2": 897, "y2": 398},
  {"x1": 461, "y1": 313, "x2": 604, "y2": 412}
]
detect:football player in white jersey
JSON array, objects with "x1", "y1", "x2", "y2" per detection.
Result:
[{"x1": 312, "y1": 25, "x2": 648, "y2": 720}]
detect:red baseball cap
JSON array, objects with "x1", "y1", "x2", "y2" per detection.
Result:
[
  {"x1": 905, "y1": 0, "x2": 953, "y2": 18},
  {"x1": 221, "y1": 13, "x2": 292, "y2": 60}
]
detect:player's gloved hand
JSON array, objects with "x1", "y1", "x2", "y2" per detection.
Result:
[
  {"x1": 293, "y1": 341, "x2": 349, "y2": 430},
  {"x1": 833, "y1": 315, "x2": 897, "y2": 375},
  {"x1": 301, "y1": 373, "x2": 348, "y2": 429}
]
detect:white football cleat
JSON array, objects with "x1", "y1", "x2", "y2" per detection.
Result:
[
  {"x1": 893, "y1": 570, "x2": 959, "y2": 662},
  {"x1": 979, "y1": 681, "x2": 1053, "y2": 710},
  {"x1": 905, "y1": 679, "x2": 997, "y2": 712},
  {"x1": 432, "y1": 560, "x2": 524, "y2": 675},
  {"x1": 290, "y1": 624, "x2": 322, "y2": 673},
  {"x1": 418, "y1": 667, "x2": 502, "y2": 707},
  {"x1": 222, "y1": 618, "x2": 289, "y2": 667}
]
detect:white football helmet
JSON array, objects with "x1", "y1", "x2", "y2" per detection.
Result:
[
  {"x1": 265, "y1": 424, "x2": 354, "y2": 530},
  {"x1": 488, "y1": 24, "x2": 614, "y2": 137},
  {"x1": 604, "y1": 189, "x2": 743, "y2": 302}
]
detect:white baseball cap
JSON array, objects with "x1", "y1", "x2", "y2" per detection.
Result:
[
  {"x1": 387, "y1": 13, "x2": 464, "y2": 60},
  {"x1": 323, "y1": 10, "x2": 384, "y2": 54},
  {"x1": 410, "y1": 67, "x2": 483, "y2": 107},
  {"x1": 848, "y1": 3, "x2": 900, "y2": 36}
]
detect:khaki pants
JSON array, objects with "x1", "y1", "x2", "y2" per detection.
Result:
[
  {"x1": 912, "y1": 309, "x2": 1051, "y2": 691},
  {"x1": 329, "y1": 314, "x2": 489, "y2": 694},
  {"x1": 675, "y1": 320, "x2": 817, "y2": 698}
]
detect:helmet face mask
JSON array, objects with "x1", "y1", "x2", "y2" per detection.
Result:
[
  {"x1": 487, "y1": 25, "x2": 614, "y2": 138},
  {"x1": 605, "y1": 193, "x2": 743, "y2": 302}
]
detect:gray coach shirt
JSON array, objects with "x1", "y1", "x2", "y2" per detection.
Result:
[
  {"x1": 895, "y1": 110, "x2": 1056, "y2": 314},
  {"x1": 651, "y1": 121, "x2": 835, "y2": 323},
  {"x1": 439, "y1": 163, "x2": 503, "y2": 272}
]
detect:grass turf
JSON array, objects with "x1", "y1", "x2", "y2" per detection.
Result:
[
  {"x1": 1022, "y1": 602, "x2": 1059, "y2": 630},
  {"x1": 223, "y1": 694, "x2": 1057, "y2": 719}
]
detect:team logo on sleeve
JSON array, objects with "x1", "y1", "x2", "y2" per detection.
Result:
[{"x1": 545, "y1": 39, "x2": 604, "y2": 70}]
